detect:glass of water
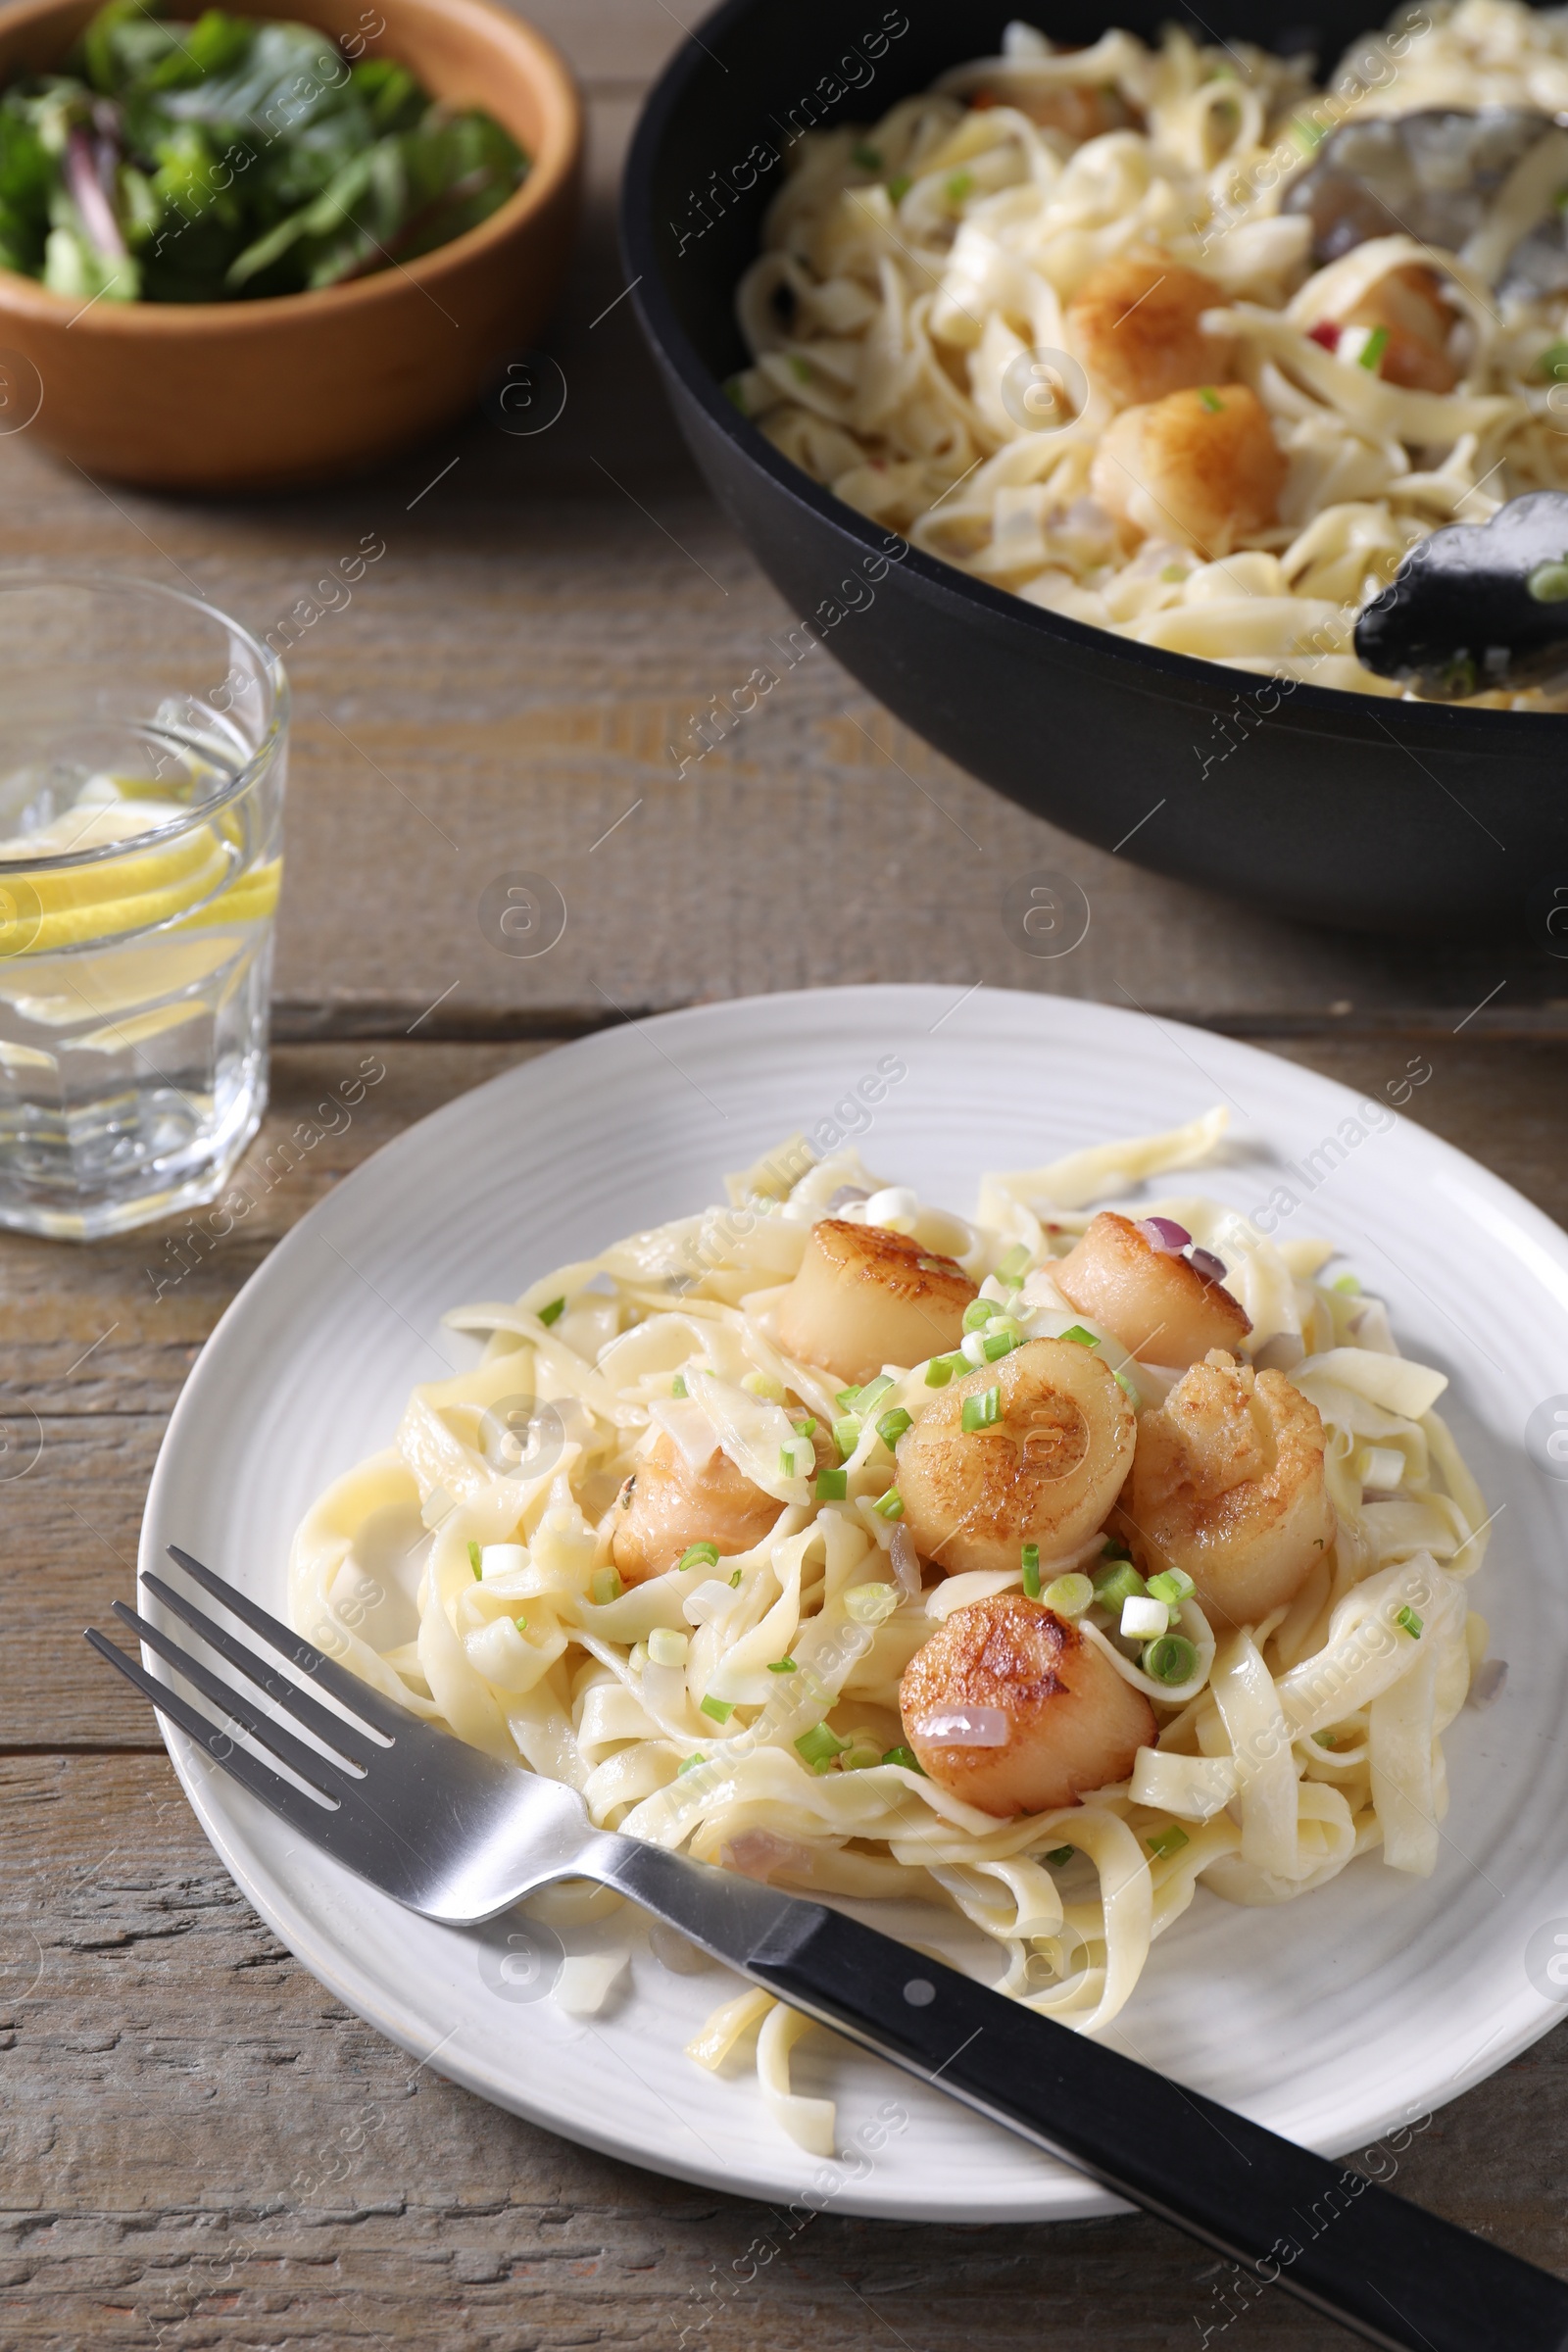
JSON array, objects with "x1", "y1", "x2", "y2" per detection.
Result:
[{"x1": 0, "y1": 574, "x2": 287, "y2": 1240}]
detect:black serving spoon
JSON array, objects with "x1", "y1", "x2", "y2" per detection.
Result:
[{"x1": 1355, "y1": 490, "x2": 1568, "y2": 699}]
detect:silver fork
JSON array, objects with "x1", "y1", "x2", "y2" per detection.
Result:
[{"x1": 91, "y1": 1546, "x2": 1568, "y2": 2352}]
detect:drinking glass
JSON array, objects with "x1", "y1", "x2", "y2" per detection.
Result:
[{"x1": 0, "y1": 574, "x2": 287, "y2": 1239}]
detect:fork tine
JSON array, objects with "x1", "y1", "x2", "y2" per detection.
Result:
[
  {"x1": 84, "y1": 1627, "x2": 346, "y2": 1841},
  {"x1": 139, "y1": 1569, "x2": 378, "y2": 1770},
  {"x1": 112, "y1": 1600, "x2": 357, "y2": 1797},
  {"x1": 165, "y1": 1544, "x2": 427, "y2": 1743}
]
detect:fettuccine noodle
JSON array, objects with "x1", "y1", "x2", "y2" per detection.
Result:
[
  {"x1": 730, "y1": 0, "x2": 1568, "y2": 707},
  {"x1": 292, "y1": 1113, "x2": 1491, "y2": 2149}
]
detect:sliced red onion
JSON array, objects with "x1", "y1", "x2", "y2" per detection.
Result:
[
  {"x1": 1188, "y1": 1246, "x2": 1228, "y2": 1285},
  {"x1": 889, "y1": 1522, "x2": 921, "y2": 1601},
  {"x1": 912, "y1": 1705, "x2": 1009, "y2": 1747},
  {"x1": 722, "y1": 1827, "x2": 814, "y2": 1883},
  {"x1": 1137, "y1": 1215, "x2": 1191, "y2": 1253},
  {"x1": 65, "y1": 126, "x2": 125, "y2": 259}
]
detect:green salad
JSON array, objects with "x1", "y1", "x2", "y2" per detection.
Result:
[{"x1": 0, "y1": 2, "x2": 528, "y2": 303}]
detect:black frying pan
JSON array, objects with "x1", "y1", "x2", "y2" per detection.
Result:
[{"x1": 621, "y1": 0, "x2": 1568, "y2": 934}]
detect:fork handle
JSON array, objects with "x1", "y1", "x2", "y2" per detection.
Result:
[{"x1": 604, "y1": 1840, "x2": 1568, "y2": 2352}]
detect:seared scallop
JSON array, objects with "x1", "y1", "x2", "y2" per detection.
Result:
[
  {"x1": 1091, "y1": 382, "x2": 1286, "y2": 556},
  {"x1": 1129, "y1": 1349, "x2": 1334, "y2": 1626},
  {"x1": 895, "y1": 1336, "x2": 1135, "y2": 1576},
  {"x1": 611, "y1": 1432, "x2": 782, "y2": 1584},
  {"x1": 773, "y1": 1217, "x2": 976, "y2": 1386},
  {"x1": 1054, "y1": 1211, "x2": 1251, "y2": 1367},
  {"x1": 900, "y1": 1592, "x2": 1155, "y2": 1816},
  {"x1": 1066, "y1": 249, "x2": 1231, "y2": 410}
]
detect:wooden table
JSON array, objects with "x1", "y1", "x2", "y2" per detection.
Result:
[{"x1": 5, "y1": 5, "x2": 1568, "y2": 2342}]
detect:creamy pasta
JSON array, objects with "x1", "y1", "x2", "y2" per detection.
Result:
[
  {"x1": 291, "y1": 1112, "x2": 1494, "y2": 2152},
  {"x1": 729, "y1": 0, "x2": 1568, "y2": 707}
]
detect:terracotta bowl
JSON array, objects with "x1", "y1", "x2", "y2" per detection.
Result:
[{"x1": 0, "y1": 0, "x2": 582, "y2": 489}]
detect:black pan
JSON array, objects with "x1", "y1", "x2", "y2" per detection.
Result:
[{"x1": 621, "y1": 0, "x2": 1568, "y2": 933}]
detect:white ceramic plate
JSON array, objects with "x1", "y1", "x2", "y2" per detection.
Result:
[{"x1": 139, "y1": 985, "x2": 1568, "y2": 2222}]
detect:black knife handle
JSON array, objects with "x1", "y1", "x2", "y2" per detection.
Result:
[{"x1": 605, "y1": 1839, "x2": 1568, "y2": 2352}]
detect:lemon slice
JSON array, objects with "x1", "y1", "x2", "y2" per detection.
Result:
[{"x1": 0, "y1": 796, "x2": 253, "y2": 953}]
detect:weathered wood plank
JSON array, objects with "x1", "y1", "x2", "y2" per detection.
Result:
[{"x1": 2, "y1": 1754, "x2": 1564, "y2": 2350}]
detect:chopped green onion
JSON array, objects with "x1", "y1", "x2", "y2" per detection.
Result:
[
  {"x1": 1160, "y1": 562, "x2": 1189, "y2": 582},
  {"x1": 1147, "y1": 1568, "x2": 1196, "y2": 1607},
  {"x1": 841, "y1": 1740, "x2": 884, "y2": 1771},
  {"x1": 781, "y1": 1439, "x2": 812, "y2": 1479},
  {"x1": 946, "y1": 171, "x2": 974, "y2": 202},
  {"x1": 1093, "y1": 1558, "x2": 1147, "y2": 1612},
  {"x1": 1316, "y1": 1731, "x2": 1338, "y2": 1749},
  {"x1": 678, "y1": 1541, "x2": 719, "y2": 1573},
  {"x1": 467, "y1": 1540, "x2": 482, "y2": 1579},
  {"x1": 858, "y1": 1375, "x2": 896, "y2": 1414},
  {"x1": 1021, "y1": 1541, "x2": 1041, "y2": 1599},
  {"x1": 1102, "y1": 1538, "x2": 1133, "y2": 1561},
  {"x1": 788, "y1": 355, "x2": 813, "y2": 383},
  {"x1": 648, "y1": 1627, "x2": 687, "y2": 1667},
  {"x1": 962, "y1": 1298, "x2": 995, "y2": 1334},
  {"x1": 701, "y1": 1693, "x2": 735, "y2": 1723},
  {"x1": 1357, "y1": 323, "x2": 1390, "y2": 372},
  {"x1": 1331, "y1": 1273, "x2": 1361, "y2": 1295},
  {"x1": 1199, "y1": 386, "x2": 1224, "y2": 412},
  {"x1": 538, "y1": 1296, "x2": 566, "y2": 1327},
  {"x1": 796, "y1": 1721, "x2": 851, "y2": 1772},
  {"x1": 877, "y1": 1406, "x2": 913, "y2": 1447},
  {"x1": 845, "y1": 1580, "x2": 900, "y2": 1624},
  {"x1": 960, "y1": 1386, "x2": 1002, "y2": 1433},
  {"x1": 1046, "y1": 1844, "x2": 1075, "y2": 1866},
  {"x1": 767, "y1": 1657, "x2": 799, "y2": 1673},
  {"x1": 1291, "y1": 113, "x2": 1329, "y2": 152},
  {"x1": 1043, "y1": 1572, "x2": 1095, "y2": 1617},
  {"x1": 1542, "y1": 339, "x2": 1568, "y2": 380},
  {"x1": 815, "y1": 1467, "x2": 848, "y2": 1501},
  {"x1": 1058, "y1": 1324, "x2": 1100, "y2": 1348},
  {"x1": 1529, "y1": 562, "x2": 1568, "y2": 604},
  {"x1": 924, "y1": 1351, "x2": 962, "y2": 1387},
  {"x1": 836, "y1": 1386, "x2": 862, "y2": 1410},
  {"x1": 729, "y1": 1567, "x2": 743, "y2": 1588},
  {"x1": 997, "y1": 1243, "x2": 1032, "y2": 1286},
  {"x1": 882, "y1": 1743, "x2": 926, "y2": 1775},
  {"x1": 591, "y1": 1566, "x2": 622, "y2": 1606},
  {"x1": 793, "y1": 1414, "x2": 817, "y2": 1439},
  {"x1": 1114, "y1": 1370, "x2": 1140, "y2": 1403},
  {"x1": 871, "y1": 1486, "x2": 905, "y2": 1520},
  {"x1": 1396, "y1": 1605, "x2": 1424, "y2": 1639},
  {"x1": 514, "y1": 1613, "x2": 529, "y2": 1634},
  {"x1": 671, "y1": 1372, "x2": 688, "y2": 1397},
  {"x1": 678, "y1": 1753, "x2": 707, "y2": 1775},
  {"x1": 833, "y1": 1414, "x2": 862, "y2": 1461},
  {"x1": 742, "y1": 1369, "x2": 785, "y2": 1403},
  {"x1": 1143, "y1": 1633, "x2": 1199, "y2": 1685},
  {"x1": 982, "y1": 1327, "x2": 1019, "y2": 1361},
  {"x1": 852, "y1": 142, "x2": 882, "y2": 169},
  {"x1": 1147, "y1": 1825, "x2": 1191, "y2": 1860},
  {"x1": 887, "y1": 172, "x2": 911, "y2": 202}
]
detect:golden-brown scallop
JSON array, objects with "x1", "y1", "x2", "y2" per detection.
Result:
[
  {"x1": 1091, "y1": 382, "x2": 1286, "y2": 557},
  {"x1": 1054, "y1": 1211, "x2": 1251, "y2": 1367},
  {"x1": 611, "y1": 1433, "x2": 782, "y2": 1585},
  {"x1": 772, "y1": 1218, "x2": 976, "y2": 1387},
  {"x1": 1340, "y1": 265, "x2": 1460, "y2": 394},
  {"x1": 900, "y1": 1592, "x2": 1155, "y2": 1816},
  {"x1": 895, "y1": 1337, "x2": 1136, "y2": 1576},
  {"x1": 1065, "y1": 250, "x2": 1231, "y2": 411},
  {"x1": 1129, "y1": 1349, "x2": 1334, "y2": 1626}
]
